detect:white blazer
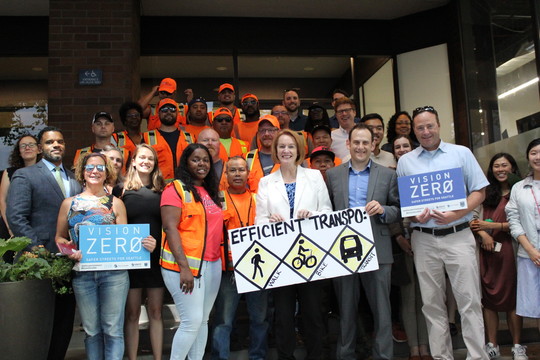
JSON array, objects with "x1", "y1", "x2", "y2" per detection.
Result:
[{"x1": 255, "y1": 166, "x2": 332, "y2": 224}]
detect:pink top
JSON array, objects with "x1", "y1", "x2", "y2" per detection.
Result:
[{"x1": 161, "y1": 185, "x2": 223, "y2": 261}]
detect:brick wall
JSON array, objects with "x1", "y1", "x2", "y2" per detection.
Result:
[{"x1": 48, "y1": 0, "x2": 140, "y2": 165}]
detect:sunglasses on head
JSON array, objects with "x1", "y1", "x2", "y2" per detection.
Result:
[
  {"x1": 412, "y1": 106, "x2": 437, "y2": 118},
  {"x1": 84, "y1": 164, "x2": 106, "y2": 172}
]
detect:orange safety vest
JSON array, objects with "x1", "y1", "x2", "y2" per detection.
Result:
[
  {"x1": 143, "y1": 129, "x2": 193, "y2": 183},
  {"x1": 244, "y1": 149, "x2": 279, "y2": 193},
  {"x1": 234, "y1": 120, "x2": 260, "y2": 144},
  {"x1": 73, "y1": 143, "x2": 130, "y2": 174},
  {"x1": 221, "y1": 189, "x2": 256, "y2": 271},
  {"x1": 112, "y1": 131, "x2": 140, "y2": 155},
  {"x1": 218, "y1": 137, "x2": 250, "y2": 164},
  {"x1": 147, "y1": 102, "x2": 188, "y2": 130},
  {"x1": 180, "y1": 124, "x2": 210, "y2": 142},
  {"x1": 160, "y1": 180, "x2": 207, "y2": 276}
]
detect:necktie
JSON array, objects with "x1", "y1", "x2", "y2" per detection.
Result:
[{"x1": 54, "y1": 166, "x2": 66, "y2": 197}]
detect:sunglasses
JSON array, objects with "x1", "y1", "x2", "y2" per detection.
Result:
[
  {"x1": 160, "y1": 106, "x2": 177, "y2": 113},
  {"x1": 215, "y1": 117, "x2": 232, "y2": 123},
  {"x1": 242, "y1": 100, "x2": 257, "y2": 106},
  {"x1": 412, "y1": 106, "x2": 437, "y2": 118},
  {"x1": 84, "y1": 164, "x2": 106, "y2": 172}
]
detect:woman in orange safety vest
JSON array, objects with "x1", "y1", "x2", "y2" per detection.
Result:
[{"x1": 160, "y1": 143, "x2": 224, "y2": 360}]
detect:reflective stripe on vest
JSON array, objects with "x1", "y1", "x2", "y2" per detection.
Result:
[{"x1": 246, "y1": 150, "x2": 257, "y2": 171}]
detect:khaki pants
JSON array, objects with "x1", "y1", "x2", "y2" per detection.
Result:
[{"x1": 412, "y1": 228, "x2": 488, "y2": 360}]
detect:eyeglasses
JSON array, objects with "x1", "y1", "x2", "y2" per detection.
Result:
[
  {"x1": 242, "y1": 100, "x2": 257, "y2": 106},
  {"x1": 272, "y1": 111, "x2": 288, "y2": 116},
  {"x1": 19, "y1": 143, "x2": 37, "y2": 149},
  {"x1": 159, "y1": 91, "x2": 173, "y2": 96},
  {"x1": 412, "y1": 106, "x2": 436, "y2": 118},
  {"x1": 126, "y1": 113, "x2": 141, "y2": 119},
  {"x1": 84, "y1": 164, "x2": 106, "y2": 172},
  {"x1": 395, "y1": 121, "x2": 410, "y2": 126},
  {"x1": 215, "y1": 117, "x2": 232, "y2": 123},
  {"x1": 160, "y1": 106, "x2": 177, "y2": 113},
  {"x1": 258, "y1": 128, "x2": 278, "y2": 135},
  {"x1": 366, "y1": 125, "x2": 384, "y2": 131},
  {"x1": 336, "y1": 108, "x2": 353, "y2": 115}
]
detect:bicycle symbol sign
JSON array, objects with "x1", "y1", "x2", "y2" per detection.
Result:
[{"x1": 284, "y1": 234, "x2": 327, "y2": 281}]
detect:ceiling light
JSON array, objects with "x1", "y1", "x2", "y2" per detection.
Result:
[
  {"x1": 32, "y1": 67, "x2": 43, "y2": 72},
  {"x1": 498, "y1": 77, "x2": 539, "y2": 99},
  {"x1": 216, "y1": 66, "x2": 227, "y2": 71}
]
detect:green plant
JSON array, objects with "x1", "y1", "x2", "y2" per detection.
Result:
[{"x1": 0, "y1": 237, "x2": 75, "y2": 294}]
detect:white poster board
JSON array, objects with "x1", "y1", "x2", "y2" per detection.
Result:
[{"x1": 229, "y1": 207, "x2": 379, "y2": 293}]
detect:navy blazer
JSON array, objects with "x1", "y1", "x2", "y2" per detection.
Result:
[{"x1": 7, "y1": 159, "x2": 81, "y2": 252}]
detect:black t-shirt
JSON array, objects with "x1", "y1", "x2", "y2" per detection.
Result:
[{"x1": 159, "y1": 129, "x2": 180, "y2": 169}]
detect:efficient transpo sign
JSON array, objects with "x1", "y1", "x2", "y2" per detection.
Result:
[{"x1": 229, "y1": 207, "x2": 378, "y2": 294}]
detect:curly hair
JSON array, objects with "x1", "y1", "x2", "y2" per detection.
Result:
[
  {"x1": 175, "y1": 143, "x2": 222, "y2": 207},
  {"x1": 118, "y1": 101, "x2": 143, "y2": 126},
  {"x1": 386, "y1": 111, "x2": 418, "y2": 145},
  {"x1": 9, "y1": 134, "x2": 40, "y2": 169},
  {"x1": 484, "y1": 153, "x2": 519, "y2": 209},
  {"x1": 75, "y1": 152, "x2": 117, "y2": 186},
  {"x1": 124, "y1": 144, "x2": 165, "y2": 192}
]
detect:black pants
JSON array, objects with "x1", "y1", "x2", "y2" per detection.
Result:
[
  {"x1": 273, "y1": 282, "x2": 324, "y2": 360},
  {"x1": 47, "y1": 292, "x2": 76, "y2": 360}
]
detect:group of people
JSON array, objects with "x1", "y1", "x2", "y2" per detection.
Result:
[{"x1": 2, "y1": 76, "x2": 540, "y2": 360}]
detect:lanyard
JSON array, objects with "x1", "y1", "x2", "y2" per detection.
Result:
[{"x1": 227, "y1": 191, "x2": 253, "y2": 228}]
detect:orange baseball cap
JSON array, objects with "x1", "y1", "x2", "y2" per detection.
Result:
[
  {"x1": 157, "y1": 98, "x2": 177, "y2": 110},
  {"x1": 241, "y1": 93, "x2": 259, "y2": 103},
  {"x1": 213, "y1": 107, "x2": 233, "y2": 119},
  {"x1": 159, "y1": 78, "x2": 177, "y2": 93},
  {"x1": 218, "y1": 83, "x2": 235, "y2": 93},
  {"x1": 258, "y1": 114, "x2": 279, "y2": 129}
]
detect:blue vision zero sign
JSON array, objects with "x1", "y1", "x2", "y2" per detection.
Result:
[{"x1": 79, "y1": 69, "x2": 102, "y2": 85}]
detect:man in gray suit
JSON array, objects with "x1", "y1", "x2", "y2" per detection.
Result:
[
  {"x1": 7, "y1": 126, "x2": 82, "y2": 360},
  {"x1": 326, "y1": 123, "x2": 400, "y2": 360}
]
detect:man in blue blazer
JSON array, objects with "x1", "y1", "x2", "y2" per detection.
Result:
[
  {"x1": 326, "y1": 123, "x2": 400, "y2": 360},
  {"x1": 7, "y1": 126, "x2": 82, "y2": 360}
]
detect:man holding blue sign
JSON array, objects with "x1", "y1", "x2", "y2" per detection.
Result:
[{"x1": 396, "y1": 106, "x2": 489, "y2": 360}]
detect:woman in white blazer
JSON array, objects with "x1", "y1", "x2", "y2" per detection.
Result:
[{"x1": 256, "y1": 129, "x2": 332, "y2": 360}]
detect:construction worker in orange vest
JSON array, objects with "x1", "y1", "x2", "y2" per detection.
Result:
[
  {"x1": 197, "y1": 128, "x2": 228, "y2": 191},
  {"x1": 211, "y1": 156, "x2": 269, "y2": 360},
  {"x1": 112, "y1": 101, "x2": 144, "y2": 162},
  {"x1": 73, "y1": 111, "x2": 127, "y2": 170},
  {"x1": 138, "y1": 77, "x2": 193, "y2": 130},
  {"x1": 212, "y1": 107, "x2": 249, "y2": 164},
  {"x1": 245, "y1": 115, "x2": 280, "y2": 193},
  {"x1": 217, "y1": 83, "x2": 242, "y2": 125},
  {"x1": 143, "y1": 98, "x2": 193, "y2": 183},
  {"x1": 234, "y1": 93, "x2": 261, "y2": 144},
  {"x1": 182, "y1": 97, "x2": 211, "y2": 141}
]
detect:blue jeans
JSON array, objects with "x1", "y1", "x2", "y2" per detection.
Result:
[
  {"x1": 162, "y1": 259, "x2": 222, "y2": 360},
  {"x1": 72, "y1": 270, "x2": 129, "y2": 360},
  {"x1": 211, "y1": 271, "x2": 269, "y2": 360}
]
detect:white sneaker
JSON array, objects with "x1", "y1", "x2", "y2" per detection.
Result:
[
  {"x1": 485, "y1": 342, "x2": 500, "y2": 359},
  {"x1": 511, "y1": 344, "x2": 528, "y2": 360}
]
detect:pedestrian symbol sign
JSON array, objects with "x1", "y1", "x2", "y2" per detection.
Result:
[{"x1": 234, "y1": 241, "x2": 282, "y2": 290}]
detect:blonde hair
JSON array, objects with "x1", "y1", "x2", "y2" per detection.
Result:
[
  {"x1": 271, "y1": 129, "x2": 305, "y2": 166},
  {"x1": 75, "y1": 152, "x2": 117, "y2": 186},
  {"x1": 123, "y1": 144, "x2": 165, "y2": 192}
]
